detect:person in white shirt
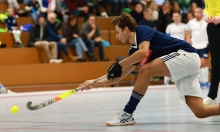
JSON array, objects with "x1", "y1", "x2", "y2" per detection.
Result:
[
  {"x1": 164, "y1": 11, "x2": 187, "y2": 85},
  {"x1": 185, "y1": 7, "x2": 209, "y2": 88}
]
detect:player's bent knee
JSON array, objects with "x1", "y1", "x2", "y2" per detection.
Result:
[{"x1": 139, "y1": 65, "x2": 153, "y2": 76}]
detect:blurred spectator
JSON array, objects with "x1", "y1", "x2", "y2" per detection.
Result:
[
  {"x1": 96, "y1": 0, "x2": 112, "y2": 16},
  {"x1": 25, "y1": 0, "x2": 40, "y2": 22},
  {"x1": 7, "y1": 0, "x2": 25, "y2": 14},
  {"x1": 110, "y1": 0, "x2": 126, "y2": 15},
  {"x1": 190, "y1": 0, "x2": 204, "y2": 9},
  {"x1": 186, "y1": 11, "x2": 194, "y2": 23},
  {"x1": 157, "y1": 1, "x2": 172, "y2": 33},
  {"x1": 62, "y1": 14, "x2": 90, "y2": 62},
  {"x1": 164, "y1": 11, "x2": 186, "y2": 85},
  {"x1": 4, "y1": 8, "x2": 23, "y2": 47},
  {"x1": 170, "y1": 1, "x2": 182, "y2": 17},
  {"x1": 80, "y1": 14, "x2": 108, "y2": 61},
  {"x1": 46, "y1": 12, "x2": 76, "y2": 61},
  {"x1": 65, "y1": 0, "x2": 89, "y2": 22},
  {"x1": 130, "y1": 3, "x2": 144, "y2": 24},
  {"x1": 184, "y1": 7, "x2": 209, "y2": 88},
  {"x1": 127, "y1": 0, "x2": 149, "y2": 6},
  {"x1": 28, "y1": 14, "x2": 62, "y2": 63},
  {"x1": 148, "y1": 0, "x2": 158, "y2": 21},
  {"x1": 138, "y1": 9, "x2": 156, "y2": 29},
  {"x1": 55, "y1": 0, "x2": 68, "y2": 23},
  {"x1": 38, "y1": 0, "x2": 56, "y2": 16},
  {"x1": 188, "y1": 2, "x2": 198, "y2": 14},
  {"x1": 84, "y1": 0, "x2": 98, "y2": 14}
]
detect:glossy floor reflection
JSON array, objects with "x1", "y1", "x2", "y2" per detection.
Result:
[{"x1": 0, "y1": 85, "x2": 220, "y2": 132}]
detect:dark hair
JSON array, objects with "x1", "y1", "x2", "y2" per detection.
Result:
[
  {"x1": 112, "y1": 12, "x2": 137, "y2": 32},
  {"x1": 172, "y1": 11, "x2": 181, "y2": 15},
  {"x1": 88, "y1": 13, "x2": 96, "y2": 19},
  {"x1": 68, "y1": 14, "x2": 77, "y2": 23}
]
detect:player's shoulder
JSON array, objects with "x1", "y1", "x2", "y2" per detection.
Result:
[{"x1": 136, "y1": 25, "x2": 156, "y2": 34}]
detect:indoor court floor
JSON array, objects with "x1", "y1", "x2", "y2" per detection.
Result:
[{"x1": 0, "y1": 85, "x2": 220, "y2": 132}]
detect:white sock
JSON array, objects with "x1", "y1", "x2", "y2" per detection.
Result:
[
  {"x1": 12, "y1": 30, "x2": 21, "y2": 43},
  {"x1": 200, "y1": 67, "x2": 209, "y2": 84},
  {"x1": 164, "y1": 76, "x2": 170, "y2": 85}
]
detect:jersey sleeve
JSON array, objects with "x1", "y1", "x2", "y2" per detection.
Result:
[
  {"x1": 185, "y1": 22, "x2": 191, "y2": 32},
  {"x1": 136, "y1": 25, "x2": 156, "y2": 44},
  {"x1": 165, "y1": 25, "x2": 170, "y2": 34}
]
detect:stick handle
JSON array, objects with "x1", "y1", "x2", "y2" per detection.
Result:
[{"x1": 75, "y1": 75, "x2": 107, "y2": 91}]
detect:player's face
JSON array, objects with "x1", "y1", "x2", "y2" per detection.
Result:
[
  {"x1": 194, "y1": 8, "x2": 202, "y2": 20},
  {"x1": 172, "y1": 13, "x2": 181, "y2": 23},
  {"x1": 115, "y1": 25, "x2": 129, "y2": 44}
]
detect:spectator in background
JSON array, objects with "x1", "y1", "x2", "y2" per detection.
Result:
[
  {"x1": 65, "y1": 0, "x2": 89, "y2": 21},
  {"x1": 184, "y1": 8, "x2": 209, "y2": 89},
  {"x1": 25, "y1": 0, "x2": 40, "y2": 22},
  {"x1": 148, "y1": 0, "x2": 158, "y2": 21},
  {"x1": 96, "y1": 0, "x2": 112, "y2": 16},
  {"x1": 28, "y1": 14, "x2": 62, "y2": 63},
  {"x1": 4, "y1": 8, "x2": 23, "y2": 47},
  {"x1": 170, "y1": 1, "x2": 182, "y2": 17},
  {"x1": 7, "y1": 0, "x2": 25, "y2": 14},
  {"x1": 110, "y1": 0, "x2": 126, "y2": 16},
  {"x1": 138, "y1": 9, "x2": 156, "y2": 29},
  {"x1": 164, "y1": 11, "x2": 186, "y2": 85},
  {"x1": 127, "y1": 0, "x2": 149, "y2": 6},
  {"x1": 80, "y1": 14, "x2": 108, "y2": 61},
  {"x1": 46, "y1": 12, "x2": 77, "y2": 61},
  {"x1": 188, "y1": 2, "x2": 198, "y2": 15},
  {"x1": 38, "y1": 0, "x2": 56, "y2": 16},
  {"x1": 130, "y1": 3, "x2": 144, "y2": 24},
  {"x1": 55, "y1": 0, "x2": 68, "y2": 23},
  {"x1": 62, "y1": 14, "x2": 90, "y2": 62},
  {"x1": 190, "y1": 0, "x2": 204, "y2": 9},
  {"x1": 84, "y1": 0, "x2": 98, "y2": 14},
  {"x1": 186, "y1": 11, "x2": 194, "y2": 23},
  {"x1": 157, "y1": 1, "x2": 172, "y2": 33}
]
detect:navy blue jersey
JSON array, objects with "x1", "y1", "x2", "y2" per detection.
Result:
[
  {"x1": 129, "y1": 25, "x2": 197, "y2": 65},
  {"x1": 4, "y1": 16, "x2": 18, "y2": 31}
]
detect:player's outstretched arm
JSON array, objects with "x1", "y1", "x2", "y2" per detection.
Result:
[{"x1": 80, "y1": 65, "x2": 136, "y2": 91}]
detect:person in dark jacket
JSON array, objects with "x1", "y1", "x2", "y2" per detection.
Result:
[
  {"x1": 28, "y1": 14, "x2": 62, "y2": 63},
  {"x1": 46, "y1": 12, "x2": 77, "y2": 61},
  {"x1": 130, "y1": 3, "x2": 144, "y2": 24},
  {"x1": 139, "y1": 9, "x2": 156, "y2": 29},
  {"x1": 61, "y1": 14, "x2": 90, "y2": 62}
]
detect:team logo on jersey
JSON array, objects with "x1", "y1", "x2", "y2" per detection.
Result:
[{"x1": 138, "y1": 50, "x2": 152, "y2": 66}]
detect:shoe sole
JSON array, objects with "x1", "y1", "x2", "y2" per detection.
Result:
[{"x1": 106, "y1": 121, "x2": 136, "y2": 126}]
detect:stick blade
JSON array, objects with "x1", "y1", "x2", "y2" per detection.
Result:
[{"x1": 26, "y1": 101, "x2": 38, "y2": 111}]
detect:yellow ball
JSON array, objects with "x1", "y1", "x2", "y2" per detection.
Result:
[{"x1": 11, "y1": 106, "x2": 19, "y2": 114}]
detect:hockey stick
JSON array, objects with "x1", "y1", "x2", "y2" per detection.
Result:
[{"x1": 26, "y1": 75, "x2": 107, "y2": 111}]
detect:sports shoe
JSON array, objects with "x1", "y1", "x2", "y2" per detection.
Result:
[
  {"x1": 106, "y1": 110, "x2": 136, "y2": 126},
  {"x1": 203, "y1": 97, "x2": 216, "y2": 106},
  {"x1": 53, "y1": 59, "x2": 63, "y2": 64}
]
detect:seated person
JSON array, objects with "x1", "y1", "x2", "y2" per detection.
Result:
[
  {"x1": 4, "y1": 8, "x2": 23, "y2": 47},
  {"x1": 25, "y1": 0, "x2": 40, "y2": 22},
  {"x1": 148, "y1": 0, "x2": 158, "y2": 21},
  {"x1": 80, "y1": 14, "x2": 108, "y2": 61},
  {"x1": 62, "y1": 14, "x2": 91, "y2": 62},
  {"x1": 65, "y1": 0, "x2": 89, "y2": 21},
  {"x1": 139, "y1": 9, "x2": 156, "y2": 29},
  {"x1": 38, "y1": 0, "x2": 56, "y2": 17},
  {"x1": 28, "y1": 14, "x2": 62, "y2": 63},
  {"x1": 7, "y1": 0, "x2": 25, "y2": 14},
  {"x1": 130, "y1": 3, "x2": 144, "y2": 24},
  {"x1": 46, "y1": 12, "x2": 76, "y2": 61}
]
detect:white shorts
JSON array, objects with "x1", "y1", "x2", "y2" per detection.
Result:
[{"x1": 160, "y1": 50, "x2": 203, "y2": 102}]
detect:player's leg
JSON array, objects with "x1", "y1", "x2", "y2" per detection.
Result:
[
  {"x1": 106, "y1": 58, "x2": 171, "y2": 126},
  {"x1": 186, "y1": 96, "x2": 220, "y2": 118}
]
